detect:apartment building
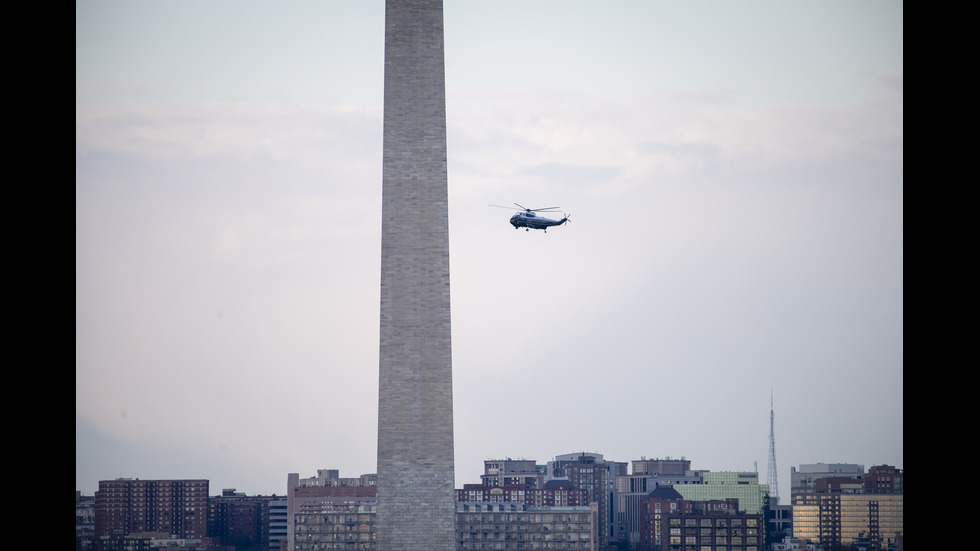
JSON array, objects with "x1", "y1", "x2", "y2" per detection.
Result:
[
  {"x1": 456, "y1": 480, "x2": 588, "y2": 507},
  {"x1": 294, "y1": 503, "x2": 376, "y2": 551},
  {"x1": 457, "y1": 502, "x2": 597, "y2": 551},
  {"x1": 638, "y1": 486, "x2": 763, "y2": 551},
  {"x1": 94, "y1": 478, "x2": 209, "y2": 542},
  {"x1": 548, "y1": 453, "x2": 625, "y2": 549},
  {"x1": 286, "y1": 471, "x2": 378, "y2": 551},
  {"x1": 208, "y1": 489, "x2": 271, "y2": 550}
]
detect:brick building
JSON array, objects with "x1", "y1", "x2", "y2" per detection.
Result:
[
  {"x1": 94, "y1": 478, "x2": 209, "y2": 542},
  {"x1": 638, "y1": 486, "x2": 763, "y2": 551},
  {"x1": 863, "y1": 465, "x2": 903, "y2": 495}
]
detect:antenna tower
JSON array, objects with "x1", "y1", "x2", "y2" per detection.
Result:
[{"x1": 767, "y1": 389, "x2": 780, "y2": 505}]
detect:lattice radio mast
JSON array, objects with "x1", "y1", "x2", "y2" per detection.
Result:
[{"x1": 767, "y1": 388, "x2": 780, "y2": 505}]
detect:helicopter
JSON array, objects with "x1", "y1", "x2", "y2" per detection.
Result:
[{"x1": 491, "y1": 203, "x2": 571, "y2": 232}]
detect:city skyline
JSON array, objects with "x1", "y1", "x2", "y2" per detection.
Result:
[
  {"x1": 76, "y1": 1, "x2": 903, "y2": 497},
  {"x1": 78, "y1": 455, "x2": 903, "y2": 498}
]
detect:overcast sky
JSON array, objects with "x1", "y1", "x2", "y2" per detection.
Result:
[{"x1": 76, "y1": 1, "x2": 903, "y2": 498}]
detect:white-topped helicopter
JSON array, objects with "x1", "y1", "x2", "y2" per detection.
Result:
[{"x1": 491, "y1": 203, "x2": 571, "y2": 232}]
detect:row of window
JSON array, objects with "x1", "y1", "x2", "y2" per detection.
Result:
[
  {"x1": 459, "y1": 533, "x2": 591, "y2": 541},
  {"x1": 456, "y1": 514, "x2": 591, "y2": 522},
  {"x1": 668, "y1": 528, "x2": 758, "y2": 537},
  {"x1": 668, "y1": 517, "x2": 759, "y2": 527},
  {"x1": 667, "y1": 540, "x2": 760, "y2": 551},
  {"x1": 459, "y1": 544, "x2": 592, "y2": 550},
  {"x1": 669, "y1": 535, "x2": 759, "y2": 544},
  {"x1": 457, "y1": 525, "x2": 591, "y2": 533}
]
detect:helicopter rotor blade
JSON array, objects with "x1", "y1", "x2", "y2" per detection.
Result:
[
  {"x1": 514, "y1": 203, "x2": 561, "y2": 212},
  {"x1": 492, "y1": 203, "x2": 562, "y2": 212}
]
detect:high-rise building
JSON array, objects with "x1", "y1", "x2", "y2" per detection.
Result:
[
  {"x1": 287, "y1": 471, "x2": 378, "y2": 551},
  {"x1": 548, "y1": 453, "x2": 624, "y2": 549},
  {"x1": 269, "y1": 497, "x2": 288, "y2": 551},
  {"x1": 792, "y1": 493, "x2": 903, "y2": 550},
  {"x1": 94, "y1": 478, "x2": 209, "y2": 541},
  {"x1": 376, "y1": 0, "x2": 455, "y2": 549},
  {"x1": 208, "y1": 489, "x2": 272, "y2": 550},
  {"x1": 790, "y1": 464, "x2": 864, "y2": 498},
  {"x1": 616, "y1": 458, "x2": 702, "y2": 547},
  {"x1": 791, "y1": 464, "x2": 903, "y2": 550}
]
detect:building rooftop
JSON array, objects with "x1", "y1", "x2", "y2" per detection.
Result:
[{"x1": 648, "y1": 486, "x2": 684, "y2": 500}]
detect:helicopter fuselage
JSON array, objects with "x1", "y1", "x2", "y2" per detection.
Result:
[{"x1": 510, "y1": 211, "x2": 568, "y2": 231}]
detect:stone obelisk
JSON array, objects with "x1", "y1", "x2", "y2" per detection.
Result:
[{"x1": 376, "y1": 1, "x2": 455, "y2": 550}]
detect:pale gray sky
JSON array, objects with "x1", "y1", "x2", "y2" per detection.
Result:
[{"x1": 76, "y1": 0, "x2": 903, "y2": 497}]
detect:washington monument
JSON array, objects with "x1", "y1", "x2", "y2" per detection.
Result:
[{"x1": 376, "y1": 1, "x2": 456, "y2": 550}]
